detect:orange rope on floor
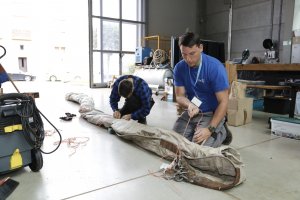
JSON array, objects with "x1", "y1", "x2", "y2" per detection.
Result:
[
  {"x1": 54, "y1": 137, "x2": 90, "y2": 156},
  {"x1": 45, "y1": 129, "x2": 61, "y2": 137}
]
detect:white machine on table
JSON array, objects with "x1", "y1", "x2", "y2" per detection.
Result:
[{"x1": 133, "y1": 67, "x2": 173, "y2": 95}]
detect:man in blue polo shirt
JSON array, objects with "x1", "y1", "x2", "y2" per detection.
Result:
[
  {"x1": 109, "y1": 75, "x2": 154, "y2": 125},
  {"x1": 173, "y1": 32, "x2": 232, "y2": 147}
]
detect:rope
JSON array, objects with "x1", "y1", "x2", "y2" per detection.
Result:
[
  {"x1": 54, "y1": 137, "x2": 89, "y2": 156},
  {"x1": 181, "y1": 109, "x2": 204, "y2": 141},
  {"x1": 156, "y1": 109, "x2": 206, "y2": 182}
]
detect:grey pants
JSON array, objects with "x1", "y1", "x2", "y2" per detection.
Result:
[{"x1": 173, "y1": 111, "x2": 227, "y2": 148}]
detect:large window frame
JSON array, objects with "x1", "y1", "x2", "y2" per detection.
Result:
[{"x1": 88, "y1": 0, "x2": 146, "y2": 88}]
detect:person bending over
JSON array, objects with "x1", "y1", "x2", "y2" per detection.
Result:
[
  {"x1": 173, "y1": 32, "x2": 232, "y2": 147},
  {"x1": 109, "y1": 75, "x2": 154, "y2": 124}
]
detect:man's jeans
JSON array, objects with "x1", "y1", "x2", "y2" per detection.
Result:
[{"x1": 173, "y1": 111, "x2": 227, "y2": 147}]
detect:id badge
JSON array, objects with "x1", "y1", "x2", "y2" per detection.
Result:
[{"x1": 191, "y1": 96, "x2": 202, "y2": 107}]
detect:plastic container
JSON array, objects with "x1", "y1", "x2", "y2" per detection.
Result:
[
  {"x1": 264, "y1": 96, "x2": 290, "y2": 114},
  {"x1": 271, "y1": 117, "x2": 300, "y2": 139}
]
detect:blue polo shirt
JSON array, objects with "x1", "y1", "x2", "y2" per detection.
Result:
[{"x1": 173, "y1": 53, "x2": 229, "y2": 112}]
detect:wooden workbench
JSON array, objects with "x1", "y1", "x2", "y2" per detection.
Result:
[
  {"x1": 225, "y1": 62, "x2": 300, "y2": 117},
  {"x1": 225, "y1": 62, "x2": 300, "y2": 85}
]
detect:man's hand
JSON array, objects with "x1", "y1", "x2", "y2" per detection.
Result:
[
  {"x1": 121, "y1": 114, "x2": 131, "y2": 121},
  {"x1": 188, "y1": 103, "x2": 199, "y2": 118},
  {"x1": 113, "y1": 111, "x2": 121, "y2": 119},
  {"x1": 192, "y1": 127, "x2": 211, "y2": 144}
]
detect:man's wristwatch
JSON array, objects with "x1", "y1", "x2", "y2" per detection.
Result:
[{"x1": 207, "y1": 125, "x2": 216, "y2": 133}]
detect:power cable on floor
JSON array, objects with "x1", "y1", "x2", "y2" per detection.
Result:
[{"x1": 38, "y1": 110, "x2": 62, "y2": 154}]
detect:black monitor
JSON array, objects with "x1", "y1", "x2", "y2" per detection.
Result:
[{"x1": 171, "y1": 37, "x2": 225, "y2": 68}]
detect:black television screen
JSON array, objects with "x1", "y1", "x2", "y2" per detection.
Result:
[{"x1": 171, "y1": 37, "x2": 225, "y2": 68}]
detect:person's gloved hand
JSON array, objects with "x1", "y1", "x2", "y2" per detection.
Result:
[
  {"x1": 121, "y1": 114, "x2": 131, "y2": 121},
  {"x1": 187, "y1": 103, "x2": 199, "y2": 118},
  {"x1": 113, "y1": 111, "x2": 121, "y2": 119}
]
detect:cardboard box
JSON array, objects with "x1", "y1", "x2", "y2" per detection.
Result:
[
  {"x1": 292, "y1": 36, "x2": 300, "y2": 44},
  {"x1": 227, "y1": 98, "x2": 253, "y2": 126},
  {"x1": 291, "y1": 42, "x2": 300, "y2": 63},
  {"x1": 229, "y1": 81, "x2": 246, "y2": 99},
  {"x1": 293, "y1": 29, "x2": 300, "y2": 37}
]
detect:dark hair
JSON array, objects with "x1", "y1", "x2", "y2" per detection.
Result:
[
  {"x1": 118, "y1": 79, "x2": 133, "y2": 98},
  {"x1": 178, "y1": 32, "x2": 202, "y2": 48}
]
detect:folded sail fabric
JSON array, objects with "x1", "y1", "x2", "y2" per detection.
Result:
[{"x1": 66, "y1": 92, "x2": 246, "y2": 190}]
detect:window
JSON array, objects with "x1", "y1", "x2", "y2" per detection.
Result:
[
  {"x1": 18, "y1": 57, "x2": 27, "y2": 72},
  {"x1": 88, "y1": 0, "x2": 146, "y2": 87}
]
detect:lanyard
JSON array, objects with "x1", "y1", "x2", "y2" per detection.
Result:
[
  {"x1": 188, "y1": 54, "x2": 202, "y2": 87},
  {"x1": 188, "y1": 54, "x2": 202, "y2": 99}
]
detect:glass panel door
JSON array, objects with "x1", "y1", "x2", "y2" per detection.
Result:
[
  {"x1": 92, "y1": 52, "x2": 101, "y2": 86},
  {"x1": 122, "y1": 54, "x2": 135, "y2": 75},
  {"x1": 103, "y1": 52, "x2": 119, "y2": 83},
  {"x1": 122, "y1": 0, "x2": 143, "y2": 21},
  {"x1": 103, "y1": 20, "x2": 120, "y2": 51},
  {"x1": 122, "y1": 23, "x2": 141, "y2": 52},
  {"x1": 102, "y1": 0, "x2": 119, "y2": 18},
  {"x1": 92, "y1": 18, "x2": 101, "y2": 50},
  {"x1": 88, "y1": 0, "x2": 145, "y2": 88}
]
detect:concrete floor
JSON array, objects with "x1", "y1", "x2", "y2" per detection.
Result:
[{"x1": 1, "y1": 81, "x2": 300, "y2": 200}]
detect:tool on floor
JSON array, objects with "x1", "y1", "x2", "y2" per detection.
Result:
[
  {"x1": 59, "y1": 112, "x2": 77, "y2": 121},
  {"x1": 0, "y1": 177, "x2": 19, "y2": 200}
]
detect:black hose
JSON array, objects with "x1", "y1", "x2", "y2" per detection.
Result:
[{"x1": 0, "y1": 45, "x2": 6, "y2": 59}]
